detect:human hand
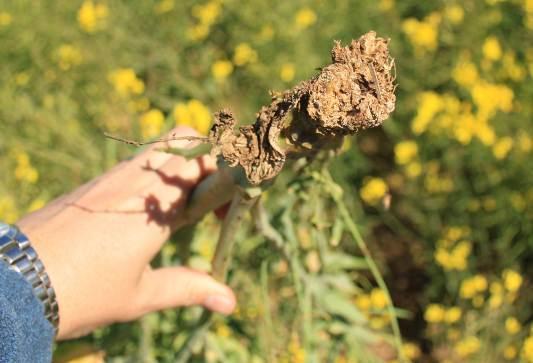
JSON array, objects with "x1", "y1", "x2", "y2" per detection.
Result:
[{"x1": 17, "y1": 127, "x2": 236, "y2": 340}]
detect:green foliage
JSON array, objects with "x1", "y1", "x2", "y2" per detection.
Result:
[{"x1": 1, "y1": 0, "x2": 533, "y2": 362}]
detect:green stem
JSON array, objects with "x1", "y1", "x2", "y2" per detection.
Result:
[
  {"x1": 323, "y1": 171, "x2": 406, "y2": 362},
  {"x1": 174, "y1": 189, "x2": 259, "y2": 363}
]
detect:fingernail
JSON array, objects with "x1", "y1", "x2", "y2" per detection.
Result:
[{"x1": 204, "y1": 295, "x2": 236, "y2": 315}]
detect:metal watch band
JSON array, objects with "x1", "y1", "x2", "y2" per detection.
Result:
[{"x1": 0, "y1": 222, "x2": 59, "y2": 335}]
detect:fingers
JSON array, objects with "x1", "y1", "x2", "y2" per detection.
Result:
[{"x1": 134, "y1": 266, "x2": 236, "y2": 317}]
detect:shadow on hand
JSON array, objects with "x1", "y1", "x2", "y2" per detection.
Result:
[{"x1": 70, "y1": 157, "x2": 212, "y2": 231}]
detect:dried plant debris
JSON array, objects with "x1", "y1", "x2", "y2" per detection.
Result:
[{"x1": 209, "y1": 31, "x2": 396, "y2": 185}]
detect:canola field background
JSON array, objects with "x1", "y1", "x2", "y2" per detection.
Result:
[{"x1": 1, "y1": 0, "x2": 533, "y2": 362}]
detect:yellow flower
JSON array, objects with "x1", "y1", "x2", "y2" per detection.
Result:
[
  {"x1": 108, "y1": 68, "x2": 144, "y2": 97},
  {"x1": 360, "y1": 177, "x2": 388, "y2": 206},
  {"x1": 411, "y1": 91, "x2": 444, "y2": 134},
  {"x1": 379, "y1": 0, "x2": 395, "y2": 12},
  {"x1": 139, "y1": 109, "x2": 164, "y2": 139},
  {"x1": 192, "y1": 1, "x2": 222, "y2": 26},
  {"x1": 492, "y1": 137, "x2": 513, "y2": 160},
  {"x1": 483, "y1": 36, "x2": 502, "y2": 61},
  {"x1": 77, "y1": 1, "x2": 108, "y2": 33},
  {"x1": 503, "y1": 269, "x2": 523, "y2": 292},
  {"x1": 424, "y1": 304, "x2": 445, "y2": 323},
  {"x1": 505, "y1": 317, "x2": 521, "y2": 335},
  {"x1": 460, "y1": 274, "x2": 486, "y2": 299},
  {"x1": 405, "y1": 162, "x2": 422, "y2": 179},
  {"x1": 173, "y1": 99, "x2": 212, "y2": 135},
  {"x1": 211, "y1": 60, "x2": 233, "y2": 81},
  {"x1": 0, "y1": 196, "x2": 18, "y2": 223},
  {"x1": 0, "y1": 11, "x2": 12, "y2": 26},
  {"x1": 280, "y1": 63, "x2": 295, "y2": 82},
  {"x1": 473, "y1": 274, "x2": 488, "y2": 291},
  {"x1": 402, "y1": 15, "x2": 439, "y2": 53},
  {"x1": 452, "y1": 60, "x2": 479, "y2": 88},
  {"x1": 154, "y1": 0, "x2": 174, "y2": 14},
  {"x1": 394, "y1": 140, "x2": 418, "y2": 165},
  {"x1": 522, "y1": 336, "x2": 533, "y2": 362},
  {"x1": 444, "y1": 307, "x2": 462, "y2": 324},
  {"x1": 470, "y1": 81, "x2": 513, "y2": 119},
  {"x1": 370, "y1": 288, "x2": 388, "y2": 309},
  {"x1": 455, "y1": 336, "x2": 481, "y2": 358},
  {"x1": 354, "y1": 294, "x2": 371, "y2": 311},
  {"x1": 27, "y1": 198, "x2": 46, "y2": 213},
  {"x1": 294, "y1": 7, "x2": 317, "y2": 29},
  {"x1": 15, "y1": 72, "x2": 30, "y2": 86},
  {"x1": 444, "y1": 5, "x2": 464, "y2": 24},
  {"x1": 14, "y1": 152, "x2": 39, "y2": 184},
  {"x1": 504, "y1": 345, "x2": 517, "y2": 360},
  {"x1": 187, "y1": 24, "x2": 210, "y2": 41},
  {"x1": 56, "y1": 44, "x2": 83, "y2": 71},
  {"x1": 402, "y1": 342, "x2": 421, "y2": 360},
  {"x1": 233, "y1": 43, "x2": 258, "y2": 66},
  {"x1": 288, "y1": 335, "x2": 305, "y2": 363},
  {"x1": 258, "y1": 24, "x2": 274, "y2": 41}
]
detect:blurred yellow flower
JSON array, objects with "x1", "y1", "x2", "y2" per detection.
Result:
[
  {"x1": 502, "y1": 51, "x2": 526, "y2": 81},
  {"x1": 108, "y1": 68, "x2": 144, "y2": 97},
  {"x1": 288, "y1": 334, "x2": 305, "y2": 363},
  {"x1": 482, "y1": 36, "x2": 502, "y2": 61},
  {"x1": 523, "y1": 336, "x2": 533, "y2": 362},
  {"x1": 173, "y1": 99, "x2": 211, "y2": 135},
  {"x1": 192, "y1": 1, "x2": 222, "y2": 26},
  {"x1": 360, "y1": 177, "x2": 388, "y2": 206},
  {"x1": 15, "y1": 72, "x2": 30, "y2": 86},
  {"x1": 0, "y1": 11, "x2": 12, "y2": 26},
  {"x1": 233, "y1": 43, "x2": 258, "y2": 66},
  {"x1": 402, "y1": 15, "x2": 440, "y2": 53},
  {"x1": 27, "y1": 198, "x2": 46, "y2": 213},
  {"x1": 444, "y1": 307, "x2": 462, "y2": 324},
  {"x1": 14, "y1": 152, "x2": 39, "y2": 184},
  {"x1": 139, "y1": 109, "x2": 164, "y2": 139},
  {"x1": 436, "y1": 240, "x2": 471, "y2": 271},
  {"x1": 280, "y1": 63, "x2": 295, "y2": 82},
  {"x1": 187, "y1": 24, "x2": 210, "y2": 41},
  {"x1": 154, "y1": 0, "x2": 174, "y2": 14},
  {"x1": 394, "y1": 140, "x2": 418, "y2": 165},
  {"x1": 294, "y1": 7, "x2": 317, "y2": 29},
  {"x1": 518, "y1": 132, "x2": 532, "y2": 152},
  {"x1": 504, "y1": 345, "x2": 517, "y2": 360},
  {"x1": 452, "y1": 60, "x2": 479, "y2": 88},
  {"x1": 211, "y1": 60, "x2": 233, "y2": 81},
  {"x1": 505, "y1": 317, "x2": 521, "y2": 335},
  {"x1": 354, "y1": 294, "x2": 371, "y2": 311},
  {"x1": 405, "y1": 162, "x2": 421, "y2": 178},
  {"x1": 379, "y1": 0, "x2": 395, "y2": 12},
  {"x1": 492, "y1": 137, "x2": 513, "y2": 160},
  {"x1": 402, "y1": 342, "x2": 421, "y2": 360},
  {"x1": 411, "y1": 91, "x2": 443, "y2": 134},
  {"x1": 370, "y1": 288, "x2": 388, "y2": 309},
  {"x1": 470, "y1": 81, "x2": 513, "y2": 119},
  {"x1": 460, "y1": 274, "x2": 486, "y2": 299},
  {"x1": 258, "y1": 24, "x2": 274, "y2": 41},
  {"x1": 502, "y1": 269, "x2": 523, "y2": 292},
  {"x1": 56, "y1": 44, "x2": 83, "y2": 71},
  {"x1": 0, "y1": 196, "x2": 18, "y2": 223},
  {"x1": 455, "y1": 336, "x2": 481, "y2": 358},
  {"x1": 78, "y1": 1, "x2": 108, "y2": 33},
  {"x1": 444, "y1": 5, "x2": 464, "y2": 24},
  {"x1": 424, "y1": 304, "x2": 445, "y2": 323}
]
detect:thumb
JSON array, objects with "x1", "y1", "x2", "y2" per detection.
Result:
[{"x1": 136, "y1": 266, "x2": 236, "y2": 316}]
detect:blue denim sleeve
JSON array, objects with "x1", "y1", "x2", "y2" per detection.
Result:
[{"x1": 0, "y1": 261, "x2": 54, "y2": 363}]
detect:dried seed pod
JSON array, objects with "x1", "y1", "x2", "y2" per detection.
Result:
[{"x1": 209, "y1": 31, "x2": 396, "y2": 185}]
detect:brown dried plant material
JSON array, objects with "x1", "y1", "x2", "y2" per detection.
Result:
[{"x1": 209, "y1": 31, "x2": 396, "y2": 186}]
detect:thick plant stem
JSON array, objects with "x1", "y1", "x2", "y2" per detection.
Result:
[{"x1": 175, "y1": 189, "x2": 259, "y2": 363}]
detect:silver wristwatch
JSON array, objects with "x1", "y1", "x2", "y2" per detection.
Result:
[{"x1": 0, "y1": 222, "x2": 60, "y2": 335}]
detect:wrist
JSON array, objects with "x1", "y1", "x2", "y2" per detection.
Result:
[{"x1": 0, "y1": 222, "x2": 60, "y2": 336}]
